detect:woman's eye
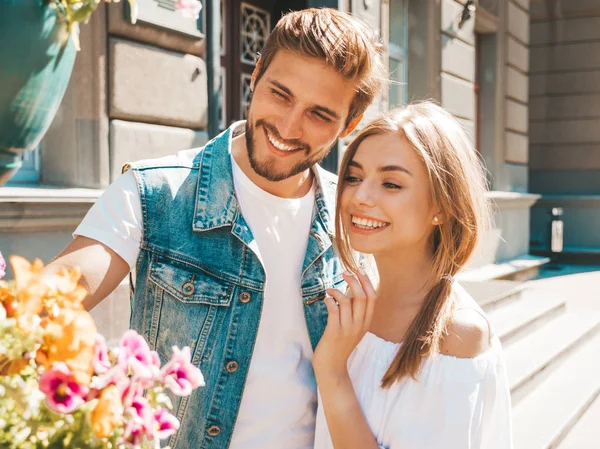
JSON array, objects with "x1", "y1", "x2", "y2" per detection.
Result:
[
  {"x1": 344, "y1": 176, "x2": 361, "y2": 184},
  {"x1": 384, "y1": 182, "x2": 403, "y2": 190}
]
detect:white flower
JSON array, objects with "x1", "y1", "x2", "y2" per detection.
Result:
[{"x1": 176, "y1": 0, "x2": 203, "y2": 19}]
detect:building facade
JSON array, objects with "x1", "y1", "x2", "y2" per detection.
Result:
[
  {"x1": 1, "y1": 0, "x2": 544, "y2": 340},
  {"x1": 529, "y1": 0, "x2": 600, "y2": 262}
]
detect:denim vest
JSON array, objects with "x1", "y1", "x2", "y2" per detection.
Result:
[{"x1": 128, "y1": 124, "x2": 347, "y2": 449}]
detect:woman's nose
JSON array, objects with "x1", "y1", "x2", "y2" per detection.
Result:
[{"x1": 352, "y1": 182, "x2": 375, "y2": 207}]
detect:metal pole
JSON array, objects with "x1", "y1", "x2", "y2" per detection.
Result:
[{"x1": 206, "y1": 0, "x2": 221, "y2": 138}]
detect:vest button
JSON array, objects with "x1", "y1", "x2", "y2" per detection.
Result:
[
  {"x1": 239, "y1": 292, "x2": 251, "y2": 303},
  {"x1": 207, "y1": 425, "x2": 221, "y2": 437},
  {"x1": 182, "y1": 282, "x2": 195, "y2": 296},
  {"x1": 226, "y1": 361, "x2": 239, "y2": 373}
]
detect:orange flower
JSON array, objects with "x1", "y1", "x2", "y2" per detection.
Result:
[
  {"x1": 7, "y1": 256, "x2": 47, "y2": 334},
  {"x1": 0, "y1": 354, "x2": 29, "y2": 375},
  {"x1": 91, "y1": 385, "x2": 123, "y2": 439},
  {"x1": 11, "y1": 256, "x2": 44, "y2": 291},
  {"x1": 0, "y1": 280, "x2": 13, "y2": 304},
  {"x1": 45, "y1": 266, "x2": 88, "y2": 312},
  {"x1": 43, "y1": 308, "x2": 97, "y2": 384}
]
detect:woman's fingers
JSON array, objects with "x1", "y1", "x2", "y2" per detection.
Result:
[
  {"x1": 326, "y1": 288, "x2": 353, "y2": 328},
  {"x1": 356, "y1": 268, "x2": 377, "y2": 326},
  {"x1": 323, "y1": 295, "x2": 340, "y2": 334},
  {"x1": 343, "y1": 270, "x2": 369, "y2": 326}
]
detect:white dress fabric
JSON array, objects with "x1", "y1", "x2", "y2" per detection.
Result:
[{"x1": 314, "y1": 285, "x2": 513, "y2": 449}]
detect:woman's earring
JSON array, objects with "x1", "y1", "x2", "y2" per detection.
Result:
[{"x1": 433, "y1": 216, "x2": 440, "y2": 225}]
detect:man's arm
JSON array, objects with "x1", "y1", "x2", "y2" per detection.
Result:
[{"x1": 43, "y1": 236, "x2": 131, "y2": 311}]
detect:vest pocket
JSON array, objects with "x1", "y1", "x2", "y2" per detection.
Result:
[
  {"x1": 149, "y1": 258, "x2": 233, "y2": 306},
  {"x1": 148, "y1": 256, "x2": 234, "y2": 364}
]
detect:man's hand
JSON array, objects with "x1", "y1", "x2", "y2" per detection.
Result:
[{"x1": 43, "y1": 236, "x2": 131, "y2": 311}]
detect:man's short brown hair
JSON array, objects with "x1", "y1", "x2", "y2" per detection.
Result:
[{"x1": 254, "y1": 8, "x2": 385, "y2": 125}]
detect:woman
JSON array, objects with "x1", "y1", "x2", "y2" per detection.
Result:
[{"x1": 313, "y1": 102, "x2": 513, "y2": 449}]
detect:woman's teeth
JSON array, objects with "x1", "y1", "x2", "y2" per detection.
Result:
[
  {"x1": 351, "y1": 215, "x2": 390, "y2": 230},
  {"x1": 266, "y1": 130, "x2": 298, "y2": 152}
]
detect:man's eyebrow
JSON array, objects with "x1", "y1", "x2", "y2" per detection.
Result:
[
  {"x1": 269, "y1": 80, "x2": 293, "y2": 97},
  {"x1": 349, "y1": 160, "x2": 413, "y2": 176},
  {"x1": 268, "y1": 80, "x2": 341, "y2": 120}
]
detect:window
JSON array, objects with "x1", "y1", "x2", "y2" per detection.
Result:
[
  {"x1": 389, "y1": 0, "x2": 408, "y2": 108},
  {"x1": 7, "y1": 145, "x2": 41, "y2": 185}
]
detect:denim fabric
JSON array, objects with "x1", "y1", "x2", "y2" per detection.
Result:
[{"x1": 129, "y1": 124, "x2": 347, "y2": 449}]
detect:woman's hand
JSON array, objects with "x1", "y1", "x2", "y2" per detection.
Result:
[{"x1": 313, "y1": 269, "x2": 377, "y2": 380}]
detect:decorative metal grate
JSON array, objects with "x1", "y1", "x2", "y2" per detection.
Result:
[
  {"x1": 240, "y1": 73, "x2": 252, "y2": 119},
  {"x1": 240, "y1": 2, "x2": 270, "y2": 65}
]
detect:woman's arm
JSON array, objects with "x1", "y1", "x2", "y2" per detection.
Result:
[
  {"x1": 313, "y1": 270, "x2": 381, "y2": 449},
  {"x1": 315, "y1": 369, "x2": 381, "y2": 449}
]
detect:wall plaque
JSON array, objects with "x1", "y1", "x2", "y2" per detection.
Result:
[{"x1": 126, "y1": 0, "x2": 204, "y2": 38}]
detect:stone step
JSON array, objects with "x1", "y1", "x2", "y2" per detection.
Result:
[
  {"x1": 513, "y1": 330, "x2": 600, "y2": 449},
  {"x1": 555, "y1": 391, "x2": 600, "y2": 449},
  {"x1": 504, "y1": 311, "x2": 600, "y2": 404},
  {"x1": 488, "y1": 293, "x2": 566, "y2": 347},
  {"x1": 457, "y1": 254, "x2": 550, "y2": 283},
  {"x1": 461, "y1": 279, "x2": 526, "y2": 312}
]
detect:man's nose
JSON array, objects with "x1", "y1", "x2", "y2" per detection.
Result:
[{"x1": 277, "y1": 107, "x2": 303, "y2": 141}]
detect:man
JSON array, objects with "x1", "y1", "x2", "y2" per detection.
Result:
[{"x1": 46, "y1": 8, "x2": 384, "y2": 448}]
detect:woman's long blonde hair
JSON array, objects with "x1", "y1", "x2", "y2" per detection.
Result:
[{"x1": 335, "y1": 101, "x2": 491, "y2": 387}]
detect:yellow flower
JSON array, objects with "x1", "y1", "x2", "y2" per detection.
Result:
[
  {"x1": 43, "y1": 308, "x2": 97, "y2": 384},
  {"x1": 91, "y1": 385, "x2": 123, "y2": 439}
]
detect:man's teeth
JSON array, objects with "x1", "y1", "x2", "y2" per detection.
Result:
[
  {"x1": 351, "y1": 215, "x2": 389, "y2": 229},
  {"x1": 267, "y1": 130, "x2": 297, "y2": 151}
]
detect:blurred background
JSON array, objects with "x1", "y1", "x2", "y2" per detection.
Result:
[{"x1": 1, "y1": 1, "x2": 599, "y2": 448}]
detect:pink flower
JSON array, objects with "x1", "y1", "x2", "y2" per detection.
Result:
[
  {"x1": 0, "y1": 251, "x2": 5, "y2": 279},
  {"x1": 118, "y1": 330, "x2": 154, "y2": 373},
  {"x1": 93, "y1": 334, "x2": 111, "y2": 374},
  {"x1": 39, "y1": 363, "x2": 90, "y2": 414},
  {"x1": 123, "y1": 418, "x2": 145, "y2": 447},
  {"x1": 131, "y1": 395, "x2": 153, "y2": 423},
  {"x1": 101, "y1": 365, "x2": 130, "y2": 394},
  {"x1": 176, "y1": 0, "x2": 202, "y2": 19},
  {"x1": 161, "y1": 346, "x2": 204, "y2": 396},
  {"x1": 153, "y1": 407, "x2": 180, "y2": 440},
  {"x1": 122, "y1": 394, "x2": 156, "y2": 446}
]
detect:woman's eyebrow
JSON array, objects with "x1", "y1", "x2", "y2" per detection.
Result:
[{"x1": 349, "y1": 160, "x2": 413, "y2": 176}]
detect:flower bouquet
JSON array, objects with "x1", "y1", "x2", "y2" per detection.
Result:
[{"x1": 0, "y1": 252, "x2": 204, "y2": 449}]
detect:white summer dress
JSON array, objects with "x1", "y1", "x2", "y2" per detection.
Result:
[{"x1": 313, "y1": 283, "x2": 514, "y2": 449}]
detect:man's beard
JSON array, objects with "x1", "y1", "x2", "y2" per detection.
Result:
[{"x1": 245, "y1": 118, "x2": 332, "y2": 182}]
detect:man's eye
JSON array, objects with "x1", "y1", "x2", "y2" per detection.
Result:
[
  {"x1": 313, "y1": 111, "x2": 331, "y2": 122},
  {"x1": 272, "y1": 90, "x2": 288, "y2": 100}
]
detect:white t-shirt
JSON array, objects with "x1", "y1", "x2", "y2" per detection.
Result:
[
  {"x1": 314, "y1": 284, "x2": 514, "y2": 449},
  {"x1": 75, "y1": 152, "x2": 318, "y2": 448}
]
